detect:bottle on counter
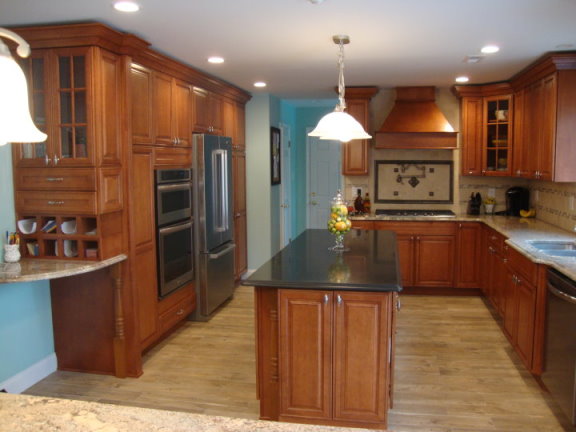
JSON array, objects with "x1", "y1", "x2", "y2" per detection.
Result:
[
  {"x1": 363, "y1": 193, "x2": 371, "y2": 214},
  {"x1": 354, "y1": 189, "x2": 364, "y2": 214}
]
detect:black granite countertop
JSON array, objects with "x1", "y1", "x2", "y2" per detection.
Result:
[{"x1": 243, "y1": 229, "x2": 402, "y2": 292}]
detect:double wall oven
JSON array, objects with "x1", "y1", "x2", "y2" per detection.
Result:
[{"x1": 155, "y1": 169, "x2": 194, "y2": 298}]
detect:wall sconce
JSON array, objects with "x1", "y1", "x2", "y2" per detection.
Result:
[{"x1": 0, "y1": 27, "x2": 47, "y2": 146}]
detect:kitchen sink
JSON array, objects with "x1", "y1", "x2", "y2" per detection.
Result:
[{"x1": 528, "y1": 240, "x2": 576, "y2": 257}]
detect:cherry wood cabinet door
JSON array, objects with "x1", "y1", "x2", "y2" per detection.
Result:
[
  {"x1": 234, "y1": 213, "x2": 247, "y2": 279},
  {"x1": 222, "y1": 98, "x2": 237, "y2": 144},
  {"x1": 192, "y1": 87, "x2": 210, "y2": 133},
  {"x1": 279, "y1": 290, "x2": 332, "y2": 420},
  {"x1": 515, "y1": 278, "x2": 537, "y2": 369},
  {"x1": 130, "y1": 64, "x2": 153, "y2": 145},
  {"x1": 460, "y1": 97, "x2": 483, "y2": 176},
  {"x1": 130, "y1": 147, "x2": 158, "y2": 346},
  {"x1": 503, "y1": 268, "x2": 518, "y2": 342},
  {"x1": 152, "y1": 71, "x2": 173, "y2": 145},
  {"x1": 333, "y1": 292, "x2": 389, "y2": 423},
  {"x1": 235, "y1": 103, "x2": 246, "y2": 148},
  {"x1": 537, "y1": 74, "x2": 557, "y2": 181},
  {"x1": 173, "y1": 79, "x2": 192, "y2": 147},
  {"x1": 396, "y1": 235, "x2": 414, "y2": 287},
  {"x1": 414, "y1": 235, "x2": 455, "y2": 287},
  {"x1": 455, "y1": 222, "x2": 482, "y2": 288}
]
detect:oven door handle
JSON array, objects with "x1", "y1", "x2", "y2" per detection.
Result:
[
  {"x1": 208, "y1": 243, "x2": 236, "y2": 260},
  {"x1": 157, "y1": 183, "x2": 191, "y2": 192},
  {"x1": 159, "y1": 221, "x2": 193, "y2": 235},
  {"x1": 548, "y1": 282, "x2": 576, "y2": 304}
]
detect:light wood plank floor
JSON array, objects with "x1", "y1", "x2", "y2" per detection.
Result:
[{"x1": 25, "y1": 287, "x2": 570, "y2": 431}]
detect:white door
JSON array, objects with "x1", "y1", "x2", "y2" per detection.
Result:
[
  {"x1": 279, "y1": 123, "x2": 292, "y2": 247},
  {"x1": 306, "y1": 130, "x2": 342, "y2": 229}
]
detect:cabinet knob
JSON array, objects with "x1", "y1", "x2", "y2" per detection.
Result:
[
  {"x1": 53, "y1": 155, "x2": 59, "y2": 166},
  {"x1": 337, "y1": 295, "x2": 342, "y2": 306},
  {"x1": 468, "y1": 170, "x2": 473, "y2": 175},
  {"x1": 44, "y1": 154, "x2": 50, "y2": 166},
  {"x1": 176, "y1": 308, "x2": 184, "y2": 316}
]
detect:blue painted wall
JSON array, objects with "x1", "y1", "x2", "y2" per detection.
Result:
[{"x1": 0, "y1": 145, "x2": 54, "y2": 384}]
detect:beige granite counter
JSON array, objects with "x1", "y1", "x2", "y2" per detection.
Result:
[
  {"x1": 0, "y1": 393, "x2": 380, "y2": 432},
  {"x1": 351, "y1": 214, "x2": 576, "y2": 280},
  {"x1": 0, "y1": 254, "x2": 127, "y2": 284}
]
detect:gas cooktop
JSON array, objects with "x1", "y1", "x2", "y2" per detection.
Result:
[{"x1": 375, "y1": 209, "x2": 456, "y2": 217}]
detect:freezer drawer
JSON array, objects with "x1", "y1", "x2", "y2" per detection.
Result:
[{"x1": 199, "y1": 242, "x2": 236, "y2": 317}]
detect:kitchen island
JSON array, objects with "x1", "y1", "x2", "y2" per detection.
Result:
[{"x1": 244, "y1": 229, "x2": 402, "y2": 430}]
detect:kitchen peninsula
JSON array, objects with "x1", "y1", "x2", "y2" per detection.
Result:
[{"x1": 244, "y1": 229, "x2": 402, "y2": 430}]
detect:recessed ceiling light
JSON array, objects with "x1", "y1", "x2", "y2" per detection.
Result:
[
  {"x1": 113, "y1": 1, "x2": 140, "y2": 12},
  {"x1": 208, "y1": 56, "x2": 224, "y2": 64},
  {"x1": 455, "y1": 76, "x2": 470, "y2": 83},
  {"x1": 254, "y1": 81, "x2": 267, "y2": 88},
  {"x1": 481, "y1": 45, "x2": 500, "y2": 54},
  {"x1": 308, "y1": 0, "x2": 326, "y2": 3}
]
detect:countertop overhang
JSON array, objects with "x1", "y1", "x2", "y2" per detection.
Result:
[
  {"x1": 243, "y1": 229, "x2": 402, "y2": 292},
  {"x1": 0, "y1": 254, "x2": 127, "y2": 284}
]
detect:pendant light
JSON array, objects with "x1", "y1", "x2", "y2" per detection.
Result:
[
  {"x1": 0, "y1": 27, "x2": 47, "y2": 146},
  {"x1": 308, "y1": 35, "x2": 371, "y2": 143}
]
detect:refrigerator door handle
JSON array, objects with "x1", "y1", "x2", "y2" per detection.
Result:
[
  {"x1": 208, "y1": 243, "x2": 236, "y2": 259},
  {"x1": 212, "y1": 148, "x2": 229, "y2": 233}
]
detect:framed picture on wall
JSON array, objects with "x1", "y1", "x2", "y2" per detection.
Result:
[{"x1": 271, "y1": 126, "x2": 281, "y2": 185}]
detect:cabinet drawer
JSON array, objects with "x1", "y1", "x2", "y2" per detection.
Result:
[
  {"x1": 154, "y1": 147, "x2": 192, "y2": 167},
  {"x1": 159, "y1": 293, "x2": 194, "y2": 333},
  {"x1": 486, "y1": 229, "x2": 506, "y2": 253},
  {"x1": 15, "y1": 168, "x2": 96, "y2": 191},
  {"x1": 16, "y1": 191, "x2": 97, "y2": 215},
  {"x1": 351, "y1": 220, "x2": 374, "y2": 230},
  {"x1": 507, "y1": 246, "x2": 538, "y2": 286}
]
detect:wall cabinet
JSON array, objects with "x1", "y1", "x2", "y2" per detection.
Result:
[
  {"x1": 513, "y1": 68, "x2": 576, "y2": 181},
  {"x1": 193, "y1": 87, "x2": 223, "y2": 134},
  {"x1": 131, "y1": 64, "x2": 192, "y2": 147},
  {"x1": 256, "y1": 287, "x2": 393, "y2": 429},
  {"x1": 374, "y1": 222, "x2": 456, "y2": 288},
  {"x1": 453, "y1": 84, "x2": 513, "y2": 177},
  {"x1": 341, "y1": 87, "x2": 378, "y2": 176}
]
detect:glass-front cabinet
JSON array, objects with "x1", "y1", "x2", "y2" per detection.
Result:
[
  {"x1": 483, "y1": 96, "x2": 512, "y2": 176},
  {"x1": 14, "y1": 47, "x2": 94, "y2": 167}
]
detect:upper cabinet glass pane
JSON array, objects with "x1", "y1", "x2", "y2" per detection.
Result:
[
  {"x1": 59, "y1": 57, "x2": 71, "y2": 89},
  {"x1": 73, "y1": 56, "x2": 85, "y2": 88}
]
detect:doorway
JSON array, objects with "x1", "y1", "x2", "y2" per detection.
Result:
[{"x1": 306, "y1": 129, "x2": 342, "y2": 229}]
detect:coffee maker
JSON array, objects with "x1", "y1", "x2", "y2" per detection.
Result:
[{"x1": 505, "y1": 187, "x2": 530, "y2": 216}]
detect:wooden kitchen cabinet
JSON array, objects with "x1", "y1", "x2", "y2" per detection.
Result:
[
  {"x1": 193, "y1": 86, "x2": 223, "y2": 134},
  {"x1": 13, "y1": 39, "x2": 124, "y2": 260},
  {"x1": 274, "y1": 289, "x2": 392, "y2": 428},
  {"x1": 455, "y1": 222, "x2": 482, "y2": 288},
  {"x1": 374, "y1": 221, "x2": 456, "y2": 288},
  {"x1": 453, "y1": 84, "x2": 513, "y2": 177},
  {"x1": 341, "y1": 87, "x2": 378, "y2": 176},
  {"x1": 512, "y1": 65, "x2": 576, "y2": 181}
]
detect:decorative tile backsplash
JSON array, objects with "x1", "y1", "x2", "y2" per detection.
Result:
[{"x1": 529, "y1": 181, "x2": 576, "y2": 232}]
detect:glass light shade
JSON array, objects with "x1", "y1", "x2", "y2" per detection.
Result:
[
  {"x1": 308, "y1": 110, "x2": 372, "y2": 143},
  {"x1": 0, "y1": 54, "x2": 47, "y2": 146}
]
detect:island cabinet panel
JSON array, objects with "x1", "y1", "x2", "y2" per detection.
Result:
[
  {"x1": 333, "y1": 292, "x2": 389, "y2": 423},
  {"x1": 261, "y1": 288, "x2": 392, "y2": 429},
  {"x1": 279, "y1": 290, "x2": 332, "y2": 420}
]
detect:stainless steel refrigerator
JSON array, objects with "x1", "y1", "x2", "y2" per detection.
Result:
[{"x1": 191, "y1": 134, "x2": 236, "y2": 320}]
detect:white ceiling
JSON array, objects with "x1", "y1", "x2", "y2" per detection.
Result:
[{"x1": 1, "y1": 0, "x2": 576, "y2": 101}]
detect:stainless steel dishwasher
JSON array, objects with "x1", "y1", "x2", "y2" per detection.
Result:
[{"x1": 541, "y1": 268, "x2": 576, "y2": 426}]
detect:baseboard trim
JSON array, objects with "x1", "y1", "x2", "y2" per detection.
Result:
[{"x1": 0, "y1": 353, "x2": 57, "y2": 394}]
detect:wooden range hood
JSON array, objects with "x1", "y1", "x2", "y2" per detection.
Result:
[{"x1": 375, "y1": 86, "x2": 457, "y2": 149}]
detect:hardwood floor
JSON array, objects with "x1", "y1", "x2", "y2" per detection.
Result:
[{"x1": 25, "y1": 287, "x2": 569, "y2": 431}]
